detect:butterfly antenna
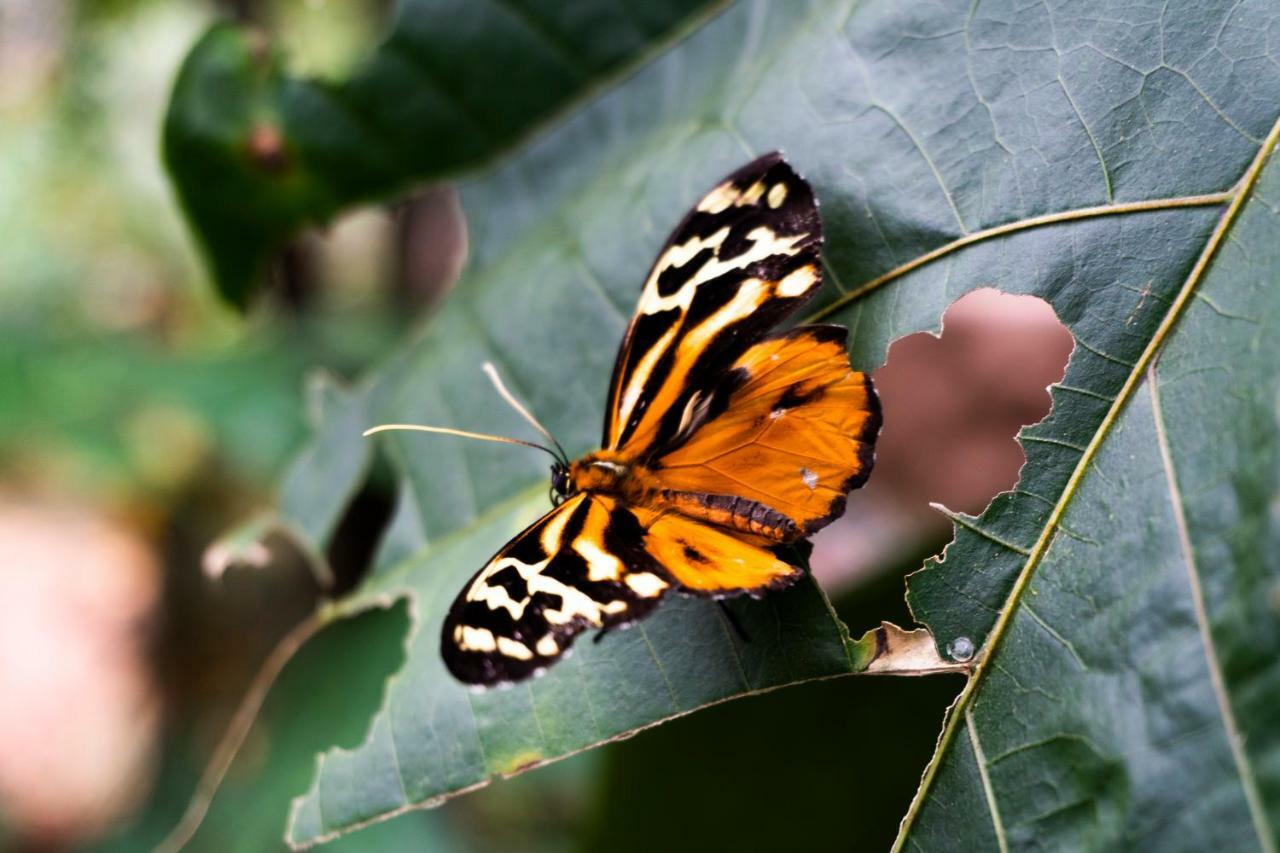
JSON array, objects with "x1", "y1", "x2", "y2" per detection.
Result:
[
  {"x1": 361, "y1": 424, "x2": 560, "y2": 460},
  {"x1": 481, "y1": 362, "x2": 570, "y2": 463}
]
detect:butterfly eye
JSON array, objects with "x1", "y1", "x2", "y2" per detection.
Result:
[{"x1": 550, "y1": 463, "x2": 570, "y2": 499}]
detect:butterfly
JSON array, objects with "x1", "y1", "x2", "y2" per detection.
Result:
[{"x1": 368, "y1": 153, "x2": 880, "y2": 685}]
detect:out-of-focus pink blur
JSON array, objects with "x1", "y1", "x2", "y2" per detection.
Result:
[
  {"x1": 812, "y1": 288, "x2": 1075, "y2": 590},
  {"x1": 0, "y1": 499, "x2": 161, "y2": 843}
]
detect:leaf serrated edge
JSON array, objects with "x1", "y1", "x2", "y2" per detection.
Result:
[{"x1": 890, "y1": 115, "x2": 1280, "y2": 853}]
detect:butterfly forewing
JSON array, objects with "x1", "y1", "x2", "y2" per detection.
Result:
[
  {"x1": 602, "y1": 152, "x2": 824, "y2": 458},
  {"x1": 441, "y1": 493, "x2": 674, "y2": 685}
]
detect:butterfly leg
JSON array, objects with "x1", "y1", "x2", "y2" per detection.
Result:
[{"x1": 717, "y1": 601, "x2": 752, "y2": 644}]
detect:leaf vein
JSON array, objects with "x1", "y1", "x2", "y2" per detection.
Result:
[
  {"x1": 931, "y1": 503, "x2": 1032, "y2": 556},
  {"x1": 1021, "y1": 604, "x2": 1088, "y2": 670},
  {"x1": 1148, "y1": 366, "x2": 1276, "y2": 851},
  {"x1": 636, "y1": 622, "x2": 682, "y2": 712},
  {"x1": 965, "y1": 708, "x2": 1009, "y2": 853},
  {"x1": 808, "y1": 191, "x2": 1232, "y2": 323}
]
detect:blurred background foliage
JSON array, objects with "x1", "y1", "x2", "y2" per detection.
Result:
[{"x1": 0, "y1": 0, "x2": 1071, "y2": 849}]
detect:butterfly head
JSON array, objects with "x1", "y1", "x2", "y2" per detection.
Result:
[{"x1": 550, "y1": 461, "x2": 572, "y2": 504}]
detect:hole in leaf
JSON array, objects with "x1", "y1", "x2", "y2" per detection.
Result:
[{"x1": 812, "y1": 288, "x2": 1073, "y2": 592}]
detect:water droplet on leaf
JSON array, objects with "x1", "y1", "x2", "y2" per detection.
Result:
[{"x1": 946, "y1": 636, "x2": 975, "y2": 662}]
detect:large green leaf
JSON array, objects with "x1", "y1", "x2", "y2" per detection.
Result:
[
  {"x1": 897, "y1": 126, "x2": 1280, "y2": 850},
  {"x1": 162, "y1": 0, "x2": 728, "y2": 305},
  {"x1": 197, "y1": 0, "x2": 1280, "y2": 846}
]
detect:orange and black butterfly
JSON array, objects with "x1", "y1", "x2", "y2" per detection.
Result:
[{"x1": 369, "y1": 153, "x2": 880, "y2": 685}]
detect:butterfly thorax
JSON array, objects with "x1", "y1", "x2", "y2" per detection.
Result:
[
  {"x1": 566, "y1": 451, "x2": 655, "y2": 502},
  {"x1": 567, "y1": 450, "x2": 798, "y2": 543}
]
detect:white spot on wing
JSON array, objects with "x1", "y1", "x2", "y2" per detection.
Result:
[
  {"x1": 575, "y1": 538, "x2": 623, "y2": 581},
  {"x1": 497, "y1": 637, "x2": 533, "y2": 660},
  {"x1": 457, "y1": 625, "x2": 498, "y2": 652},
  {"x1": 696, "y1": 179, "x2": 768, "y2": 214},
  {"x1": 538, "y1": 497, "x2": 577, "y2": 553},
  {"x1": 776, "y1": 264, "x2": 818, "y2": 297},
  {"x1": 801, "y1": 467, "x2": 819, "y2": 490},
  {"x1": 767, "y1": 183, "x2": 787, "y2": 208},
  {"x1": 636, "y1": 226, "x2": 807, "y2": 318},
  {"x1": 697, "y1": 182, "x2": 737, "y2": 214},
  {"x1": 738, "y1": 180, "x2": 765, "y2": 206},
  {"x1": 467, "y1": 495, "x2": 631, "y2": 626},
  {"x1": 625, "y1": 572, "x2": 669, "y2": 598}
]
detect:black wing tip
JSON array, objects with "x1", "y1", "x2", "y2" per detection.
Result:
[
  {"x1": 722, "y1": 150, "x2": 810, "y2": 191},
  {"x1": 740, "y1": 150, "x2": 786, "y2": 171},
  {"x1": 786, "y1": 323, "x2": 849, "y2": 346},
  {"x1": 443, "y1": 654, "x2": 541, "y2": 688},
  {"x1": 840, "y1": 370, "x2": 883, "y2": 492}
]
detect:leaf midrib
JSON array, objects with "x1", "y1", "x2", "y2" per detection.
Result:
[{"x1": 891, "y1": 116, "x2": 1280, "y2": 852}]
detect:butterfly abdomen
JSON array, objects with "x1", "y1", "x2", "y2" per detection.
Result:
[
  {"x1": 656, "y1": 489, "x2": 798, "y2": 541},
  {"x1": 568, "y1": 452, "x2": 796, "y2": 541}
]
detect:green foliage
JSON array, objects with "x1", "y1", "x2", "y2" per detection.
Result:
[
  {"x1": 0, "y1": 331, "x2": 305, "y2": 496},
  {"x1": 176, "y1": 0, "x2": 1280, "y2": 848},
  {"x1": 99, "y1": 602, "x2": 451, "y2": 852},
  {"x1": 162, "y1": 0, "x2": 726, "y2": 306},
  {"x1": 902, "y1": 129, "x2": 1280, "y2": 852}
]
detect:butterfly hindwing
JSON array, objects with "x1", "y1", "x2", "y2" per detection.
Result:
[
  {"x1": 602, "y1": 152, "x2": 824, "y2": 458},
  {"x1": 441, "y1": 493, "x2": 674, "y2": 685},
  {"x1": 631, "y1": 505, "x2": 804, "y2": 596},
  {"x1": 652, "y1": 324, "x2": 881, "y2": 539}
]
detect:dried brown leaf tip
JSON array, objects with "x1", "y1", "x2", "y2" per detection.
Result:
[{"x1": 855, "y1": 622, "x2": 971, "y2": 676}]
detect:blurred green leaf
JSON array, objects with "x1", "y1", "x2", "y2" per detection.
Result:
[
  {"x1": 0, "y1": 317, "x2": 401, "y2": 501},
  {"x1": 0, "y1": 331, "x2": 307, "y2": 495},
  {"x1": 162, "y1": 0, "x2": 729, "y2": 306},
  {"x1": 97, "y1": 602, "x2": 452, "y2": 853},
  {"x1": 206, "y1": 0, "x2": 1280, "y2": 847}
]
